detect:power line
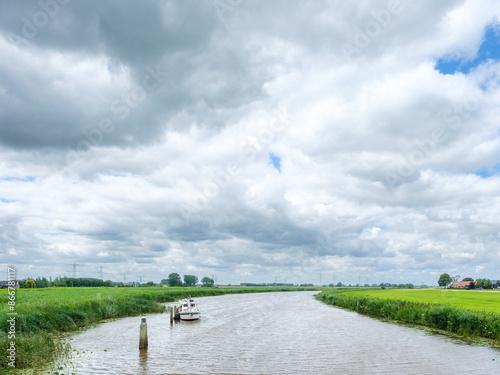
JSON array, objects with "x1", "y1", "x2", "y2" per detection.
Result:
[
  {"x1": 120, "y1": 271, "x2": 131, "y2": 283},
  {"x1": 66, "y1": 263, "x2": 85, "y2": 278}
]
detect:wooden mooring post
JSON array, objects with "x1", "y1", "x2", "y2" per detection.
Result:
[
  {"x1": 139, "y1": 317, "x2": 148, "y2": 349},
  {"x1": 170, "y1": 306, "x2": 173, "y2": 324}
]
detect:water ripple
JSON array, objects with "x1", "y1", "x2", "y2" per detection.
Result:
[{"x1": 61, "y1": 291, "x2": 500, "y2": 374}]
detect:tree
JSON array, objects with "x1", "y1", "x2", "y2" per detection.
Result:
[
  {"x1": 160, "y1": 279, "x2": 169, "y2": 285},
  {"x1": 468, "y1": 281, "x2": 476, "y2": 289},
  {"x1": 167, "y1": 273, "x2": 182, "y2": 287},
  {"x1": 201, "y1": 277, "x2": 214, "y2": 287},
  {"x1": 35, "y1": 277, "x2": 49, "y2": 288},
  {"x1": 476, "y1": 278, "x2": 483, "y2": 288},
  {"x1": 462, "y1": 277, "x2": 473, "y2": 281},
  {"x1": 25, "y1": 279, "x2": 36, "y2": 288},
  {"x1": 476, "y1": 278, "x2": 492, "y2": 289},
  {"x1": 438, "y1": 273, "x2": 452, "y2": 288},
  {"x1": 183, "y1": 275, "x2": 198, "y2": 287}
]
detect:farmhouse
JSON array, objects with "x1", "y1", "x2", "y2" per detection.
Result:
[
  {"x1": 451, "y1": 281, "x2": 476, "y2": 289},
  {"x1": 491, "y1": 280, "x2": 500, "y2": 289},
  {"x1": 1, "y1": 281, "x2": 20, "y2": 289}
]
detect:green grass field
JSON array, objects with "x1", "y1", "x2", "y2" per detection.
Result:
[
  {"x1": 317, "y1": 288, "x2": 500, "y2": 346},
  {"x1": 0, "y1": 286, "x2": 315, "y2": 373},
  {"x1": 342, "y1": 288, "x2": 500, "y2": 314}
]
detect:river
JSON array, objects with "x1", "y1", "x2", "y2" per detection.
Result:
[{"x1": 64, "y1": 291, "x2": 499, "y2": 374}]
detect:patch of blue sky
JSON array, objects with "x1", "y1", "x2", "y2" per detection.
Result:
[
  {"x1": 435, "y1": 23, "x2": 500, "y2": 75},
  {"x1": 269, "y1": 153, "x2": 281, "y2": 172},
  {"x1": 0, "y1": 198, "x2": 17, "y2": 203},
  {"x1": 470, "y1": 164, "x2": 500, "y2": 178},
  {"x1": 366, "y1": 224, "x2": 386, "y2": 232},
  {"x1": 1, "y1": 175, "x2": 36, "y2": 182}
]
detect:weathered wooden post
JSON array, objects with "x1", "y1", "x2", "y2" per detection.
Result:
[
  {"x1": 170, "y1": 306, "x2": 173, "y2": 324},
  {"x1": 139, "y1": 317, "x2": 148, "y2": 349},
  {"x1": 174, "y1": 305, "x2": 178, "y2": 319}
]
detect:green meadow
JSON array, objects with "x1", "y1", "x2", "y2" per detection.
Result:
[
  {"x1": 343, "y1": 288, "x2": 500, "y2": 314},
  {"x1": 0, "y1": 286, "x2": 314, "y2": 373},
  {"x1": 317, "y1": 288, "x2": 500, "y2": 345}
]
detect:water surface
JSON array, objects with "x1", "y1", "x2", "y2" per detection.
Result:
[{"x1": 66, "y1": 291, "x2": 499, "y2": 374}]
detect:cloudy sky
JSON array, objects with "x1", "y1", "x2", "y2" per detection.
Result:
[{"x1": 1, "y1": 0, "x2": 500, "y2": 285}]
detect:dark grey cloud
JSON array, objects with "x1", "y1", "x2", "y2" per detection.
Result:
[{"x1": 0, "y1": 0, "x2": 271, "y2": 151}]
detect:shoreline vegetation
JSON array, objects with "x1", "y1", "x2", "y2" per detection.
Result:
[
  {"x1": 0, "y1": 286, "x2": 315, "y2": 373},
  {"x1": 316, "y1": 288, "x2": 500, "y2": 346}
]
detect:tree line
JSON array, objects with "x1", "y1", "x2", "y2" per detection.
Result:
[
  {"x1": 15, "y1": 274, "x2": 217, "y2": 289},
  {"x1": 18, "y1": 277, "x2": 116, "y2": 288},
  {"x1": 160, "y1": 273, "x2": 215, "y2": 287},
  {"x1": 17, "y1": 275, "x2": 217, "y2": 288}
]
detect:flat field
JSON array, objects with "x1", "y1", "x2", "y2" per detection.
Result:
[{"x1": 342, "y1": 288, "x2": 500, "y2": 314}]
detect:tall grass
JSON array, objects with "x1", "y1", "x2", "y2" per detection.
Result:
[
  {"x1": 0, "y1": 286, "x2": 313, "y2": 372},
  {"x1": 316, "y1": 289, "x2": 500, "y2": 342}
]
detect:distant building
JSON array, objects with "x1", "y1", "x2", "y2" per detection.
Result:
[
  {"x1": 491, "y1": 280, "x2": 500, "y2": 289},
  {"x1": 451, "y1": 281, "x2": 476, "y2": 289},
  {"x1": 1, "y1": 281, "x2": 20, "y2": 289}
]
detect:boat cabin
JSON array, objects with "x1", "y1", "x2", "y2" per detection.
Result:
[{"x1": 180, "y1": 298, "x2": 196, "y2": 310}]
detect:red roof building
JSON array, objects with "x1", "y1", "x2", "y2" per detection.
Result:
[{"x1": 451, "y1": 281, "x2": 476, "y2": 289}]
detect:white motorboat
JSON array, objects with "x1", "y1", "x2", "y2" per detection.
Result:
[{"x1": 177, "y1": 297, "x2": 201, "y2": 321}]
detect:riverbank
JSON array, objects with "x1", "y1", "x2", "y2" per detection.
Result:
[
  {"x1": 0, "y1": 286, "x2": 315, "y2": 373},
  {"x1": 316, "y1": 288, "x2": 500, "y2": 346}
]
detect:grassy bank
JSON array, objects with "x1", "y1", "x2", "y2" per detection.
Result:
[
  {"x1": 316, "y1": 288, "x2": 500, "y2": 344},
  {"x1": 1, "y1": 286, "x2": 314, "y2": 373},
  {"x1": 343, "y1": 288, "x2": 500, "y2": 313}
]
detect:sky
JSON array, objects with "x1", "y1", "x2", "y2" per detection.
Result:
[{"x1": 1, "y1": 0, "x2": 500, "y2": 286}]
